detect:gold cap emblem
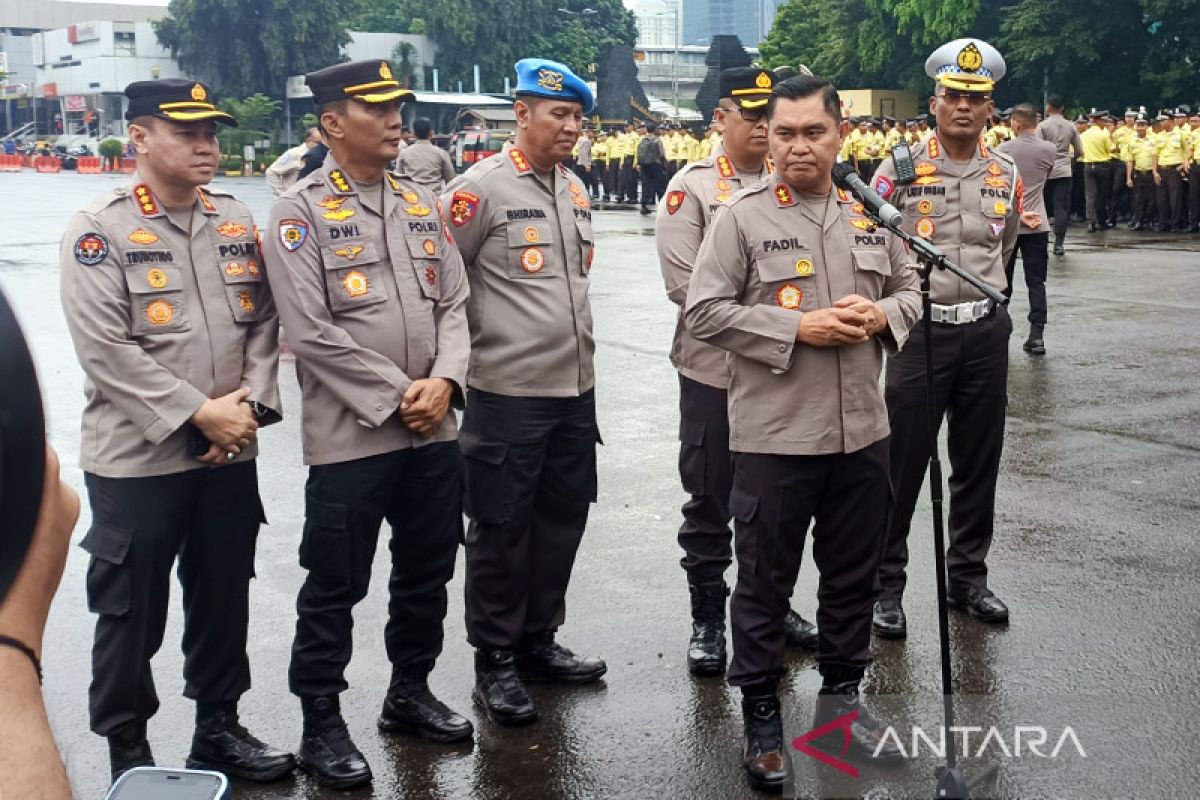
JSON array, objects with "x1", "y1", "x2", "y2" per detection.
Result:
[
  {"x1": 537, "y1": 69, "x2": 564, "y2": 92},
  {"x1": 957, "y1": 43, "x2": 983, "y2": 72}
]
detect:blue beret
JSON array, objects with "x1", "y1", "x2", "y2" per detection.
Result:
[{"x1": 514, "y1": 58, "x2": 594, "y2": 115}]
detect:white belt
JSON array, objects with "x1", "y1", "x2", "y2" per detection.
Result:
[{"x1": 930, "y1": 299, "x2": 994, "y2": 325}]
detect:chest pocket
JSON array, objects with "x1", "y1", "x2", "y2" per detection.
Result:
[
  {"x1": 404, "y1": 234, "x2": 441, "y2": 300},
  {"x1": 506, "y1": 218, "x2": 556, "y2": 279},
  {"x1": 906, "y1": 193, "x2": 947, "y2": 217},
  {"x1": 756, "y1": 251, "x2": 818, "y2": 312},
  {"x1": 980, "y1": 194, "x2": 1010, "y2": 218},
  {"x1": 124, "y1": 265, "x2": 190, "y2": 336},
  {"x1": 216, "y1": 243, "x2": 265, "y2": 323},
  {"x1": 850, "y1": 248, "x2": 891, "y2": 298},
  {"x1": 320, "y1": 240, "x2": 389, "y2": 313}
]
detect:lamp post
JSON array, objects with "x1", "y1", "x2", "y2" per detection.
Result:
[{"x1": 652, "y1": 3, "x2": 682, "y2": 121}]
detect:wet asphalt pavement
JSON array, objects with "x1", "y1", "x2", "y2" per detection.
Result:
[{"x1": 2, "y1": 171, "x2": 1198, "y2": 799}]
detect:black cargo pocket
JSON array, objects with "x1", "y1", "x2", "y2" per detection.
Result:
[
  {"x1": 81, "y1": 523, "x2": 133, "y2": 617},
  {"x1": 459, "y1": 430, "x2": 511, "y2": 524},
  {"x1": 299, "y1": 495, "x2": 351, "y2": 580},
  {"x1": 678, "y1": 416, "x2": 707, "y2": 496},
  {"x1": 728, "y1": 484, "x2": 760, "y2": 574}
]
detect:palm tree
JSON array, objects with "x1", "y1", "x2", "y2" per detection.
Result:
[{"x1": 392, "y1": 42, "x2": 420, "y2": 90}]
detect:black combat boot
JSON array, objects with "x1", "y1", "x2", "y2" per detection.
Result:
[
  {"x1": 811, "y1": 668, "x2": 904, "y2": 765},
  {"x1": 783, "y1": 609, "x2": 819, "y2": 650},
  {"x1": 515, "y1": 631, "x2": 607, "y2": 684},
  {"x1": 1023, "y1": 324, "x2": 1046, "y2": 355},
  {"x1": 296, "y1": 695, "x2": 371, "y2": 790},
  {"x1": 186, "y1": 703, "x2": 295, "y2": 782},
  {"x1": 872, "y1": 597, "x2": 908, "y2": 639},
  {"x1": 473, "y1": 649, "x2": 538, "y2": 726},
  {"x1": 379, "y1": 663, "x2": 474, "y2": 743},
  {"x1": 107, "y1": 720, "x2": 154, "y2": 783},
  {"x1": 740, "y1": 690, "x2": 793, "y2": 793},
  {"x1": 686, "y1": 580, "x2": 728, "y2": 676}
]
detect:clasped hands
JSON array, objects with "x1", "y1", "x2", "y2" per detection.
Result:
[{"x1": 797, "y1": 294, "x2": 887, "y2": 346}]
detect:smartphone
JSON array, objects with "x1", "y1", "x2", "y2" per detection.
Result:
[{"x1": 105, "y1": 767, "x2": 230, "y2": 800}]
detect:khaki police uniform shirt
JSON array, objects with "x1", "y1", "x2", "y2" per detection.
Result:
[
  {"x1": 1037, "y1": 115, "x2": 1084, "y2": 180},
  {"x1": 657, "y1": 145, "x2": 772, "y2": 388},
  {"x1": 997, "y1": 133, "x2": 1056, "y2": 234},
  {"x1": 60, "y1": 178, "x2": 280, "y2": 478},
  {"x1": 263, "y1": 156, "x2": 470, "y2": 465},
  {"x1": 684, "y1": 176, "x2": 921, "y2": 456},
  {"x1": 874, "y1": 134, "x2": 1021, "y2": 304},
  {"x1": 396, "y1": 139, "x2": 457, "y2": 193},
  {"x1": 442, "y1": 142, "x2": 595, "y2": 397}
]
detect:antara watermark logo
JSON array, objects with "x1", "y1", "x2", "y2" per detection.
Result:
[{"x1": 792, "y1": 711, "x2": 1088, "y2": 778}]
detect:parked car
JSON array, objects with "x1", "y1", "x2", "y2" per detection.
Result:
[{"x1": 450, "y1": 128, "x2": 513, "y2": 173}]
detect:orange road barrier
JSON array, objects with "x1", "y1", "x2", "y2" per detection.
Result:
[{"x1": 33, "y1": 155, "x2": 62, "y2": 173}]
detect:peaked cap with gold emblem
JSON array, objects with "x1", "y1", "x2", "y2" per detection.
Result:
[
  {"x1": 925, "y1": 38, "x2": 1006, "y2": 93},
  {"x1": 305, "y1": 59, "x2": 415, "y2": 105},
  {"x1": 719, "y1": 67, "x2": 775, "y2": 110},
  {"x1": 124, "y1": 79, "x2": 237, "y2": 125}
]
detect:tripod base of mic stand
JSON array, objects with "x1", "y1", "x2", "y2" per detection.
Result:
[{"x1": 934, "y1": 763, "x2": 999, "y2": 799}]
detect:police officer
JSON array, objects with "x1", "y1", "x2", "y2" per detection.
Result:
[
  {"x1": 657, "y1": 67, "x2": 818, "y2": 679},
  {"x1": 395, "y1": 116, "x2": 456, "y2": 193},
  {"x1": 1154, "y1": 110, "x2": 1187, "y2": 231},
  {"x1": 1080, "y1": 109, "x2": 1117, "y2": 231},
  {"x1": 263, "y1": 60, "x2": 472, "y2": 789},
  {"x1": 685, "y1": 74, "x2": 921, "y2": 791},
  {"x1": 442, "y1": 58, "x2": 606, "y2": 728},
  {"x1": 60, "y1": 79, "x2": 293, "y2": 784},
  {"x1": 1124, "y1": 114, "x2": 1156, "y2": 230},
  {"x1": 998, "y1": 103, "x2": 1056, "y2": 354},
  {"x1": 266, "y1": 126, "x2": 321, "y2": 196},
  {"x1": 871, "y1": 39, "x2": 1021, "y2": 638}
]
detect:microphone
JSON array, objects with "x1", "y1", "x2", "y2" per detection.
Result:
[{"x1": 832, "y1": 162, "x2": 903, "y2": 228}]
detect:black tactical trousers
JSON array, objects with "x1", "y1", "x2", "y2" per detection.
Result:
[
  {"x1": 726, "y1": 440, "x2": 891, "y2": 688},
  {"x1": 676, "y1": 375, "x2": 734, "y2": 581},
  {"x1": 289, "y1": 443, "x2": 462, "y2": 698},
  {"x1": 461, "y1": 389, "x2": 599, "y2": 650},
  {"x1": 1044, "y1": 177, "x2": 1072, "y2": 245},
  {"x1": 879, "y1": 306, "x2": 1011, "y2": 600},
  {"x1": 1157, "y1": 167, "x2": 1184, "y2": 229},
  {"x1": 1004, "y1": 232, "x2": 1049, "y2": 326},
  {"x1": 1083, "y1": 163, "x2": 1111, "y2": 225},
  {"x1": 1132, "y1": 170, "x2": 1156, "y2": 226},
  {"x1": 83, "y1": 462, "x2": 261, "y2": 736}
]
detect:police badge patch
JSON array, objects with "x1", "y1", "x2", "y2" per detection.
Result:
[
  {"x1": 278, "y1": 219, "x2": 309, "y2": 251},
  {"x1": 449, "y1": 190, "x2": 479, "y2": 226},
  {"x1": 74, "y1": 232, "x2": 109, "y2": 266},
  {"x1": 873, "y1": 174, "x2": 895, "y2": 199}
]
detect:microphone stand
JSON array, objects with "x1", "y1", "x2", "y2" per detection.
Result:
[{"x1": 857, "y1": 206, "x2": 1006, "y2": 800}]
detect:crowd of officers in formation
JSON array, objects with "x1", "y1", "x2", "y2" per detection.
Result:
[{"x1": 55, "y1": 36, "x2": 1180, "y2": 797}]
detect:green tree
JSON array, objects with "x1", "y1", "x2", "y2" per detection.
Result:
[
  {"x1": 154, "y1": 0, "x2": 351, "y2": 97},
  {"x1": 392, "y1": 41, "x2": 420, "y2": 88},
  {"x1": 348, "y1": 0, "x2": 635, "y2": 90}
]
